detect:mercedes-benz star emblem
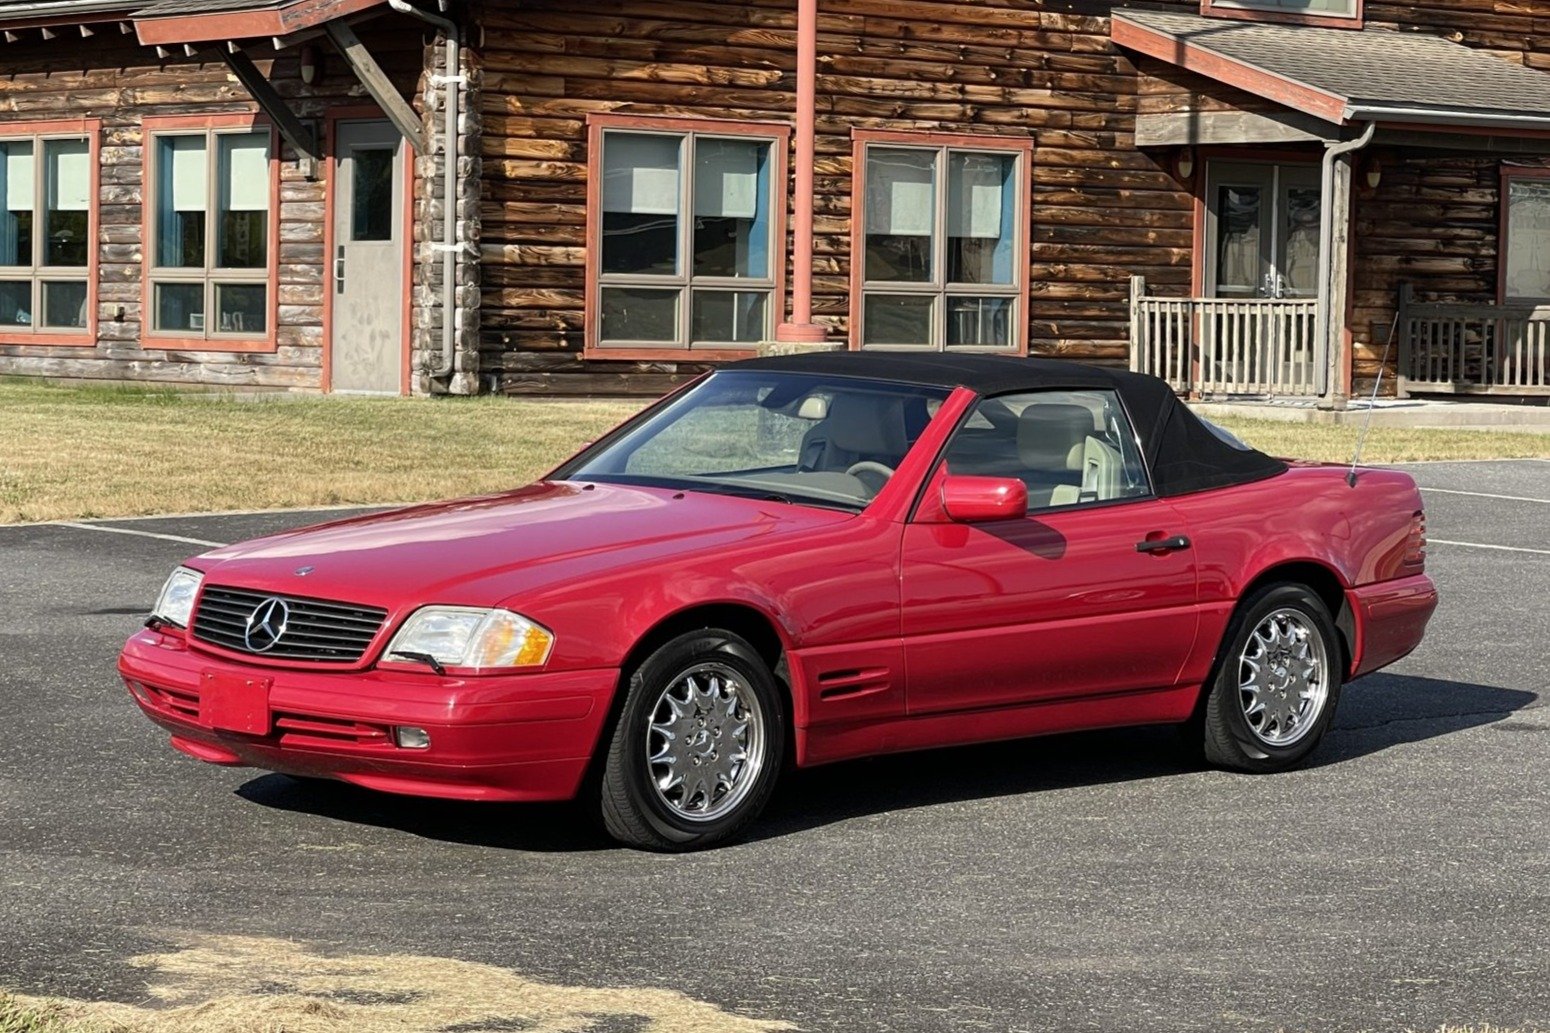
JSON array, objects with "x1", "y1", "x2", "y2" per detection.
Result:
[{"x1": 244, "y1": 597, "x2": 290, "y2": 653}]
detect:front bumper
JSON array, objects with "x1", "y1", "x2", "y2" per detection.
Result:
[
  {"x1": 1348, "y1": 573, "x2": 1439, "y2": 679},
  {"x1": 118, "y1": 629, "x2": 619, "y2": 802}
]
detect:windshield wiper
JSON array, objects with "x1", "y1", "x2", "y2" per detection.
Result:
[
  {"x1": 760, "y1": 493, "x2": 793, "y2": 504},
  {"x1": 391, "y1": 650, "x2": 446, "y2": 675}
]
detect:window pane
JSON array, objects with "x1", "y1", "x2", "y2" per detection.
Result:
[
  {"x1": 0, "y1": 280, "x2": 30, "y2": 325},
  {"x1": 601, "y1": 286, "x2": 678, "y2": 342},
  {"x1": 351, "y1": 147, "x2": 394, "y2": 242},
  {"x1": 157, "y1": 136, "x2": 206, "y2": 268},
  {"x1": 947, "y1": 152, "x2": 1015, "y2": 285},
  {"x1": 602, "y1": 133, "x2": 680, "y2": 276},
  {"x1": 1215, "y1": 185, "x2": 1262, "y2": 293},
  {"x1": 693, "y1": 138, "x2": 770, "y2": 278},
  {"x1": 41, "y1": 280, "x2": 87, "y2": 328},
  {"x1": 1, "y1": 142, "x2": 34, "y2": 267},
  {"x1": 865, "y1": 148, "x2": 935, "y2": 283},
  {"x1": 1218, "y1": 0, "x2": 1356, "y2": 14},
  {"x1": 862, "y1": 294, "x2": 934, "y2": 346},
  {"x1": 942, "y1": 390, "x2": 1150, "y2": 509},
  {"x1": 1281, "y1": 186, "x2": 1321, "y2": 294},
  {"x1": 691, "y1": 290, "x2": 767, "y2": 344},
  {"x1": 44, "y1": 139, "x2": 90, "y2": 267},
  {"x1": 946, "y1": 296, "x2": 1012, "y2": 348},
  {"x1": 215, "y1": 282, "x2": 265, "y2": 333},
  {"x1": 217, "y1": 133, "x2": 268, "y2": 268},
  {"x1": 1506, "y1": 179, "x2": 1550, "y2": 300},
  {"x1": 154, "y1": 281, "x2": 204, "y2": 332}
]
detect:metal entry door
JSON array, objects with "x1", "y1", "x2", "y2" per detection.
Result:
[{"x1": 330, "y1": 120, "x2": 405, "y2": 394}]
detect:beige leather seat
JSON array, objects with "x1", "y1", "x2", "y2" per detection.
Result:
[{"x1": 1015, "y1": 402, "x2": 1117, "y2": 508}]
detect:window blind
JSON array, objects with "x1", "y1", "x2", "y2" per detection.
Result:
[{"x1": 602, "y1": 133, "x2": 680, "y2": 215}]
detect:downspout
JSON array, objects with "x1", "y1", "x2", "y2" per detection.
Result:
[
  {"x1": 774, "y1": 0, "x2": 827, "y2": 344},
  {"x1": 388, "y1": 0, "x2": 460, "y2": 381},
  {"x1": 1315, "y1": 120, "x2": 1375, "y2": 408}
]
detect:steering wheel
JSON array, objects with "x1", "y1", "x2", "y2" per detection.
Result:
[{"x1": 844, "y1": 460, "x2": 896, "y2": 497}]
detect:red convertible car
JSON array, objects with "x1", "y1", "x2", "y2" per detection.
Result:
[{"x1": 121, "y1": 353, "x2": 1437, "y2": 850}]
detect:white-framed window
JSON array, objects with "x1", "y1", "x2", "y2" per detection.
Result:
[
  {"x1": 1503, "y1": 171, "x2": 1550, "y2": 302},
  {"x1": 145, "y1": 124, "x2": 274, "y2": 341},
  {"x1": 1202, "y1": 0, "x2": 1360, "y2": 22},
  {"x1": 855, "y1": 139, "x2": 1027, "y2": 351},
  {"x1": 0, "y1": 131, "x2": 93, "y2": 335},
  {"x1": 591, "y1": 121, "x2": 784, "y2": 352}
]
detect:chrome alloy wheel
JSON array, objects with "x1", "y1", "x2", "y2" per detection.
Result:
[
  {"x1": 645, "y1": 662, "x2": 766, "y2": 822},
  {"x1": 1238, "y1": 608, "x2": 1330, "y2": 747}
]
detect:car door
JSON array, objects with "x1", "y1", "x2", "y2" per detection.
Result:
[{"x1": 900, "y1": 389, "x2": 1200, "y2": 716}]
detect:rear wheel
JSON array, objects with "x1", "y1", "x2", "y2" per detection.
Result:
[
  {"x1": 1202, "y1": 583, "x2": 1342, "y2": 772},
  {"x1": 599, "y1": 629, "x2": 785, "y2": 851}
]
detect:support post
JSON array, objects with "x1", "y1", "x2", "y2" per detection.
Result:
[
  {"x1": 774, "y1": 0, "x2": 827, "y2": 345},
  {"x1": 220, "y1": 47, "x2": 320, "y2": 159},
  {"x1": 1326, "y1": 152, "x2": 1354, "y2": 410},
  {"x1": 1128, "y1": 275, "x2": 1144, "y2": 374},
  {"x1": 324, "y1": 20, "x2": 429, "y2": 154},
  {"x1": 1395, "y1": 282, "x2": 1413, "y2": 399}
]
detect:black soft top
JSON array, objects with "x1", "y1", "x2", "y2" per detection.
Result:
[{"x1": 732, "y1": 351, "x2": 1287, "y2": 498}]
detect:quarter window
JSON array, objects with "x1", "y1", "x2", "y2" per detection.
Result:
[
  {"x1": 0, "y1": 130, "x2": 93, "y2": 335},
  {"x1": 1503, "y1": 172, "x2": 1550, "y2": 302},
  {"x1": 147, "y1": 124, "x2": 274, "y2": 341},
  {"x1": 942, "y1": 390, "x2": 1151, "y2": 511},
  {"x1": 857, "y1": 140, "x2": 1026, "y2": 351},
  {"x1": 592, "y1": 124, "x2": 782, "y2": 350}
]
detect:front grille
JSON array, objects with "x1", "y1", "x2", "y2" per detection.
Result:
[{"x1": 191, "y1": 586, "x2": 388, "y2": 663}]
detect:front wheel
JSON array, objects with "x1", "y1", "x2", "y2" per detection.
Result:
[
  {"x1": 1202, "y1": 583, "x2": 1343, "y2": 772},
  {"x1": 599, "y1": 629, "x2": 786, "y2": 851}
]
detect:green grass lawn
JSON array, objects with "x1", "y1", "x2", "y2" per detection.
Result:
[{"x1": 0, "y1": 379, "x2": 1544, "y2": 524}]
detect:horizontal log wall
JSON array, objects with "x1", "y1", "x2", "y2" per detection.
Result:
[
  {"x1": 475, "y1": 0, "x2": 1199, "y2": 393},
  {"x1": 0, "y1": 25, "x2": 428, "y2": 390}
]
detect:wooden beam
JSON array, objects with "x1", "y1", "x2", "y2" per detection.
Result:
[
  {"x1": 324, "y1": 19, "x2": 428, "y2": 153},
  {"x1": 1135, "y1": 110, "x2": 1333, "y2": 148},
  {"x1": 220, "y1": 47, "x2": 321, "y2": 159},
  {"x1": 3, "y1": 31, "x2": 18, "y2": 43}
]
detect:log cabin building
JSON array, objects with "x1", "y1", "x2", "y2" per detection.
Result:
[{"x1": 0, "y1": 0, "x2": 1548, "y2": 404}]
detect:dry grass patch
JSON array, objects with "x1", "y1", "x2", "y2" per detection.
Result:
[
  {"x1": 0, "y1": 382, "x2": 642, "y2": 524},
  {"x1": 1206, "y1": 416, "x2": 1550, "y2": 465},
  {"x1": 4, "y1": 934, "x2": 791, "y2": 1033},
  {"x1": 1, "y1": 380, "x2": 1545, "y2": 524}
]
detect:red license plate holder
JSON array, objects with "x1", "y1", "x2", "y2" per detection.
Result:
[{"x1": 199, "y1": 671, "x2": 273, "y2": 735}]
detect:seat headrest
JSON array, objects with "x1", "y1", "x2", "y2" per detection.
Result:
[
  {"x1": 825, "y1": 393, "x2": 908, "y2": 458},
  {"x1": 1016, "y1": 403, "x2": 1096, "y2": 473}
]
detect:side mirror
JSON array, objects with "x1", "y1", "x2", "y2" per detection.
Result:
[{"x1": 940, "y1": 475, "x2": 1028, "y2": 523}]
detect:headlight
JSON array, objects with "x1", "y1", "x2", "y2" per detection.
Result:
[
  {"x1": 384, "y1": 606, "x2": 554, "y2": 672},
  {"x1": 151, "y1": 567, "x2": 203, "y2": 628}
]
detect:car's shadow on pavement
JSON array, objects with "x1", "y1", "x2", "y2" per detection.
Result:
[{"x1": 236, "y1": 673, "x2": 1538, "y2": 852}]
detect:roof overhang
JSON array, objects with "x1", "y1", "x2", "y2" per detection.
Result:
[
  {"x1": 1113, "y1": 10, "x2": 1550, "y2": 136},
  {"x1": 131, "y1": 0, "x2": 386, "y2": 45}
]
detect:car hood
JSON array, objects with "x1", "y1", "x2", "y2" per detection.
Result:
[{"x1": 191, "y1": 481, "x2": 852, "y2": 609}]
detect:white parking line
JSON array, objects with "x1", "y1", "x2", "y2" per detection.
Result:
[
  {"x1": 1430, "y1": 539, "x2": 1550, "y2": 557},
  {"x1": 54, "y1": 522, "x2": 227, "y2": 549},
  {"x1": 1420, "y1": 487, "x2": 1550, "y2": 504}
]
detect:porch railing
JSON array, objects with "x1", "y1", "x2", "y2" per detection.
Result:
[
  {"x1": 1398, "y1": 285, "x2": 1550, "y2": 396},
  {"x1": 1128, "y1": 276, "x2": 1322, "y2": 398}
]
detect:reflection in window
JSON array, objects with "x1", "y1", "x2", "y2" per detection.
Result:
[
  {"x1": 859, "y1": 141, "x2": 1023, "y2": 350},
  {"x1": 1505, "y1": 177, "x2": 1550, "y2": 300},
  {"x1": 595, "y1": 126, "x2": 778, "y2": 348},
  {"x1": 150, "y1": 127, "x2": 271, "y2": 339},
  {"x1": 1216, "y1": 186, "x2": 1262, "y2": 292},
  {"x1": 0, "y1": 132, "x2": 92, "y2": 335}
]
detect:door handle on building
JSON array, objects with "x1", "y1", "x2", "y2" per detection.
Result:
[{"x1": 335, "y1": 245, "x2": 345, "y2": 293}]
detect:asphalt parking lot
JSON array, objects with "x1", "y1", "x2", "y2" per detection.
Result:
[{"x1": 2, "y1": 459, "x2": 1547, "y2": 1032}]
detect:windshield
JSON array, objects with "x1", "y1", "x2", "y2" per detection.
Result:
[{"x1": 555, "y1": 371, "x2": 951, "y2": 511}]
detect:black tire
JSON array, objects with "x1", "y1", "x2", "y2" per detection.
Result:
[
  {"x1": 1202, "y1": 583, "x2": 1343, "y2": 772},
  {"x1": 599, "y1": 629, "x2": 786, "y2": 851}
]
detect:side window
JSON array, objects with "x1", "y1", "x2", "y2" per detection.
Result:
[{"x1": 942, "y1": 389, "x2": 1151, "y2": 510}]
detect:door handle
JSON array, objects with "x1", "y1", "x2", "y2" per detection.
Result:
[
  {"x1": 334, "y1": 245, "x2": 345, "y2": 294},
  {"x1": 1136, "y1": 534, "x2": 1191, "y2": 554}
]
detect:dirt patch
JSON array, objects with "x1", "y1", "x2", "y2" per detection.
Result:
[{"x1": 8, "y1": 935, "x2": 792, "y2": 1033}]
